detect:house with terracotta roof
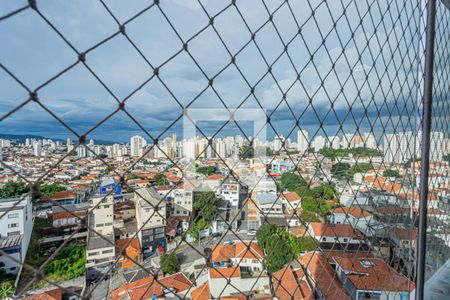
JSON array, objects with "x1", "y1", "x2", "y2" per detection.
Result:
[
  {"x1": 116, "y1": 237, "x2": 141, "y2": 270},
  {"x1": 272, "y1": 266, "x2": 314, "y2": 300},
  {"x1": 300, "y1": 252, "x2": 351, "y2": 300},
  {"x1": 280, "y1": 191, "x2": 302, "y2": 212},
  {"x1": 51, "y1": 202, "x2": 89, "y2": 227},
  {"x1": 23, "y1": 288, "x2": 62, "y2": 300},
  {"x1": 332, "y1": 256, "x2": 414, "y2": 299},
  {"x1": 110, "y1": 272, "x2": 192, "y2": 300},
  {"x1": 307, "y1": 222, "x2": 365, "y2": 251},
  {"x1": 210, "y1": 241, "x2": 264, "y2": 272},
  {"x1": 331, "y1": 207, "x2": 377, "y2": 237},
  {"x1": 208, "y1": 267, "x2": 270, "y2": 299},
  {"x1": 190, "y1": 282, "x2": 211, "y2": 300}
]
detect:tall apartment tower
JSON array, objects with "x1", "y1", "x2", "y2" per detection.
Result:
[{"x1": 297, "y1": 130, "x2": 309, "y2": 154}]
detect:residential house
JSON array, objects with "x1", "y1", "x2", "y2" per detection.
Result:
[
  {"x1": 307, "y1": 222, "x2": 365, "y2": 251},
  {"x1": 51, "y1": 202, "x2": 89, "y2": 227},
  {"x1": 272, "y1": 266, "x2": 314, "y2": 300},
  {"x1": 210, "y1": 241, "x2": 265, "y2": 272},
  {"x1": 333, "y1": 256, "x2": 414, "y2": 300},
  {"x1": 110, "y1": 272, "x2": 192, "y2": 300},
  {"x1": 116, "y1": 237, "x2": 141, "y2": 270},
  {"x1": 300, "y1": 252, "x2": 351, "y2": 300}
]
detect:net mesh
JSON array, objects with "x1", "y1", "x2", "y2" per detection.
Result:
[{"x1": 0, "y1": 0, "x2": 448, "y2": 299}]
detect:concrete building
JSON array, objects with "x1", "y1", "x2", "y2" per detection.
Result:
[
  {"x1": 130, "y1": 135, "x2": 146, "y2": 157},
  {"x1": 134, "y1": 187, "x2": 167, "y2": 258},
  {"x1": 313, "y1": 135, "x2": 326, "y2": 151},
  {"x1": 86, "y1": 195, "x2": 115, "y2": 281},
  {"x1": 297, "y1": 130, "x2": 309, "y2": 155},
  {"x1": 0, "y1": 195, "x2": 33, "y2": 275}
]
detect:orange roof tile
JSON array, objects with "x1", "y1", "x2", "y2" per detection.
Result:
[
  {"x1": 300, "y1": 252, "x2": 351, "y2": 300},
  {"x1": 333, "y1": 257, "x2": 415, "y2": 292},
  {"x1": 23, "y1": 288, "x2": 62, "y2": 300},
  {"x1": 281, "y1": 191, "x2": 302, "y2": 202},
  {"x1": 332, "y1": 207, "x2": 372, "y2": 219},
  {"x1": 273, "y1": 266, "x2": 313, "y2": 300},
  {"x1": 209, "y1": 267, "x2": 241, "y2": 279},
  {"x1": 191, "y1": 282, "x2": 210, "y2": 300},
  {"x1": 211, "y1": 244, "x2": 235, "y2": 263},
  {"x1": 309, "y1": 222, "x2": 362, "y2": 238}
]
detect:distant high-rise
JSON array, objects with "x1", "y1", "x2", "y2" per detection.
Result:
[
  {"x1": 297, "y1": 130, "x2": 309, "y2": 154},
  {"x1": 130, "y1": 135, "x2": 146, "y2": 157},
  {"x1": 363, "y1": 132, "x2": 377, "y2": 149},
  {"x1": 313, "y1": 136, "x2": 326, "y2": 151},
  {"x1": 328, "y1": 135, "x2": 340, "y2": 149},
  {"x1": 383, "y1": 131, "x2": 422, "y2": 163},
  {"x1": 33, "y1": 142, "x2": 41, "y2": 157}
]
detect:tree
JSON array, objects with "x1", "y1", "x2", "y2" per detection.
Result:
[
  {"x1": 298, "y1": 237, "x2": 318, "y2": 252},
  {"x1": 154, "y1": 173, "x2": 169, "y2": 186},
  {"x1": 0, "y1": 182, "x2": 30, "y2": 199},
  {"x1": 40, "y1": 183, "x2": 66, "y2": 197},
  {"x1": 256, "y1": 224, "x2": 278, "y2": 249},
  {"x1": 0, "y1": 281, "x2": 14, "y2": 299},
  {"x1": 330, "y1": 162, "x2": 350, "y2": 179},
  {"x1": 280, "y1": 172, "x2": 307, "y2": 192},
  {"x1": 383, "y1": 169, "x2": 400, "y2": 177},
  {"x1": 45, "y1": 245, "x2": 86, "y2": 281},
  {"x1": 348, "y1": 163, "x2": 373, "y2": 178},
  {"x1": 256, "y1": 224, "x2": 302, "y2": 272},
  {"x1": 265, "y1": 235, "x2": 294, "y2": 273},
  {"x1": 160, "y1": 252, "x2": 180, "y2": 275},
  {"x1": 193, "y1": 191, "x2": 218, "y2": 222},
  {"x1": 195, "y1": 166, "x2": 217, "y2": 176},
  {"x1": 239, "y1": 145, "x2": 254, "y2": 159}
]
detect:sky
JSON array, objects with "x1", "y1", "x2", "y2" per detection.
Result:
[{"x1": 0, "y1": 0, "x2": 426, "y2": 143}]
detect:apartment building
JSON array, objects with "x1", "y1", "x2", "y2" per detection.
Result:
[
  {"x1": 0, "y1": 195, "x2": 33, "y2": 275},
  {"x1": 134, "y1": 187, "x2": 167, "y2": 258},
  {"x1": 86, "y1": 195, "x2": 115, "y2": 281},
  {"x1": 219, "y1": 177, "x2": 242, "y2": 207}
]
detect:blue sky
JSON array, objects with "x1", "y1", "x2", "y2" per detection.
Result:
[{"x1": 0, "y1": 0, "x2": 421, "y2": 143}]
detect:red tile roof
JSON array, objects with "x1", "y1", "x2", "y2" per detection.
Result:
[
  {"x1": 273, "y1": 266, "x2": 313, "y2": 300},
  {"x1": 332, "y1": 207, "x2": 372, "y2": 219},
  {"x1": 50, "y1": 191, "x2": 76, "y2": 200},
  {"x1": 309, "y1": 222, "x2": 362, "y2": 238},
  {"x1": 23, "y1": 288, "x2": 62, "y2": 300},
  {"x1": 300, "y1": 252, "x2": 351, "y2": 300},
  {"x1": 281, "y1": 191, "x2": 302, "y2": 202},
  {"x1": 191, "y1": 282, "x2": 210, "y2": 300},
  {"x1": 333, "y1": 257, "x2": 415, "y2": 292},
  {"x1": 209, "y1": 267, "x2": 241, "y2": 279},
  {"x1": 111, "y1": 273, "x2": 192, "y2": 300}
]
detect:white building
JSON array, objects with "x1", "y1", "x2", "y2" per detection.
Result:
[
  {"x1": 313, "y1": 135, "x2": 326, "y2": 151},
  {"x1": 134, "y1": 187, "x2": 167, "y2": 258},
  {"x1": 130, "y1": 135, "x2": 147, "y2": 157},
  {"x1": 0, "y1": 196, "x2": 34, "y2": 275},
  {"x1": 297, "y1": 130, "x2": 309, "y2": 154},
  {"x1": 86, "y1": 195, "x2": 115, "y2": 281},
  {"x1": 328, "y1": 135, "x2": 340, "y2": 149},
  {"x1": 383, "y1": 131, "x2": 422, "y2": 163},
  {"x1": 33, "y1": 142, "x2": 42, "y2": 157},
  {"x1": 220, "y1": 178, "x2": 241, "y2": 207}
]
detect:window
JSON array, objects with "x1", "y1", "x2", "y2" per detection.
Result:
[
  {"x1": 102, "y1": 249, "x2": 113, "y2": 254},
  {"x1": 343, "y1": 238, "x2": 348, "y2": 242},
  {"x1": 8, "y1": 213, "x2": 19, "y2": 219},
  {"x1": 8, "y1": 231, "x2": 20, "y2": 236},
  {"x1": 322, "y1": 237, "x2": 327, "y2": 241},
  {"x1": 8, "y1": 223, "x2": 18, "y2": 228}
]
